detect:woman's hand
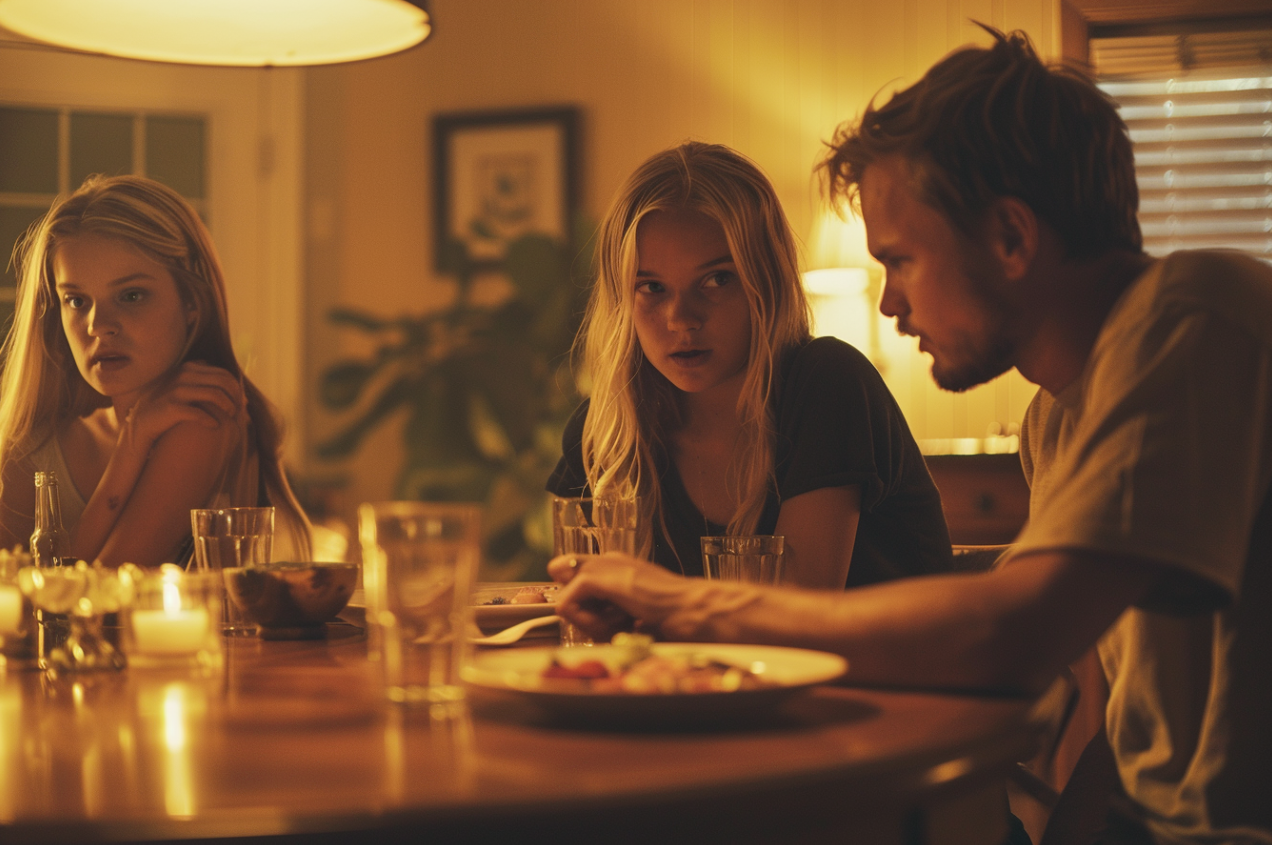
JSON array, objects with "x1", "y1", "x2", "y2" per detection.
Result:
[
  {"x1": 121, "y1": 362, "x2": 245, "y2": 450},
  {"x1": 549, "y1": 553, "x2": 762, "y2": 642}
]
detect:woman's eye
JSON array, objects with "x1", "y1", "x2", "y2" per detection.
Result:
[
  {"x1": 120, "y1": 289, "x2": 145, "y2": 303},
  {"x1": 702, "y1": 271, "x2": 734, "y2": 289},
  {"x1": 63, "y1": 295, "x2": 84, "y2": 309},
  {"x1": 635, "y1": 280, "x2": 664, "y2": 295}
]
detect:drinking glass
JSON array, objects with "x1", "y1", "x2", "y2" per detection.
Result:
[
  {"x1": 701, "y1": 535, "x2": 785, "y2": 584},
  {"x1": 551, "y1": 495, "x2": 638, "y2": 647},
  {"x1": 190, "y1": 507, "x2": 274, "y2": 636},
  {"x1": 358, "y1": 502, "x2": 480, "y2": 715}
]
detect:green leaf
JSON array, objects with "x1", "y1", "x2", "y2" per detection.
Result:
[
  {"x1": 314, "y1": 377, "x2": 413, "y2": 458},
  {"x1": 328, "y1": 307, "x2": 391, "y2": 332},
  {"x1": 319, "y1": 362, "x2": 375, "y2": 410}
]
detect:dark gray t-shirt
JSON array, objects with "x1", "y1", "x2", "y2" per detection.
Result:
[{"x1": 547, "y1": 337, "x2": 952, "y2": 585}]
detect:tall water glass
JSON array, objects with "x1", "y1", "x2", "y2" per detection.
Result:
[
  {"x1": 359, "y1": 502, "x2": 480, "y2": 714},
  {"x1": 190, "y1": 507, "x2": 274, "y2": 636},
  {"x1": 701, "y1": 535, "x2": 785, "y2": 584},
  {"x1": 551, "y1": 496, "x2": 638, "y2": 647}
]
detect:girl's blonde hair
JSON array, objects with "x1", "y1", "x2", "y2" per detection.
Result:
[
  {"x1": 0, "y1": 174, "x2": 310, "y2": 556},
  {"x1": 580, "y1": 142, "x2": 811, "y2": 560}
]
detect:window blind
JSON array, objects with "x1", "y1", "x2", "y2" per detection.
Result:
[{"x1": 1093, "y1": 30, "x2": 1272, "y2": 261}]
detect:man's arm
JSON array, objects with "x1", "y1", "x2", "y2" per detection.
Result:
[{"x1": 551, "y1": 549, "x2": 1158, "y2": 694}]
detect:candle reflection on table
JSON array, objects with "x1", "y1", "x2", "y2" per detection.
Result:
[{"x1": 162, "y1": 684, "x2": 195, "y2": 819}]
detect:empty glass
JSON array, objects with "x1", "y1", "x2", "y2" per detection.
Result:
[
  {"x1": 359, "y1": 502, "x2": 480, "y2": 716},
  {"x1": 190, "y1": 507, "x2": 274, "y2": 636},
  {"x1": 551, "y1": 495, "x2": 638, "y2": 646},
  {"x1": 701, "y1": 535, "x2": 785, "y2": 584}
]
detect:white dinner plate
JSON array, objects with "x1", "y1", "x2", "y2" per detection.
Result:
[
  {"x1": 471, "y1": 582, "x2": 559, "y2": 633},
  {"x1": 463, "y1": 642, "x2": 847, "y2": 724}
]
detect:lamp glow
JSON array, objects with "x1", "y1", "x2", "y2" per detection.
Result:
[{"x1": 0, "y1": 0, "x2": 431, "y2": 67}]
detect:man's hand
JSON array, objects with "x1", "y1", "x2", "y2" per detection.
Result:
[{"x1": 549, "y1": 553, "x2": 762, "y2": 642}]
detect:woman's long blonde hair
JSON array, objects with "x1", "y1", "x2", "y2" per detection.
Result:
[
  {"x1": 0, "y1": 174, "x2": 310, "y2": 556},
  {"x1": 579, "y1": 142, "x2": 811, "y2": 560}
]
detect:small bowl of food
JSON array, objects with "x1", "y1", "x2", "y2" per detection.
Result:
[
  {"x1": 472, "y1": 582, "x2": 559, "y2": 635},
  {"x1": 224, "y1": 562, "x2": 359, "y2": 640}
]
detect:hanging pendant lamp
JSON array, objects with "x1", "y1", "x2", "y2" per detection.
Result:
[{"x1": 0, "y1": 0, "x2": 432, "y2": 67}]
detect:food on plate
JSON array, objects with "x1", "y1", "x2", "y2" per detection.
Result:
[
  {"x1": 541, "y1": 633, "x2": 774, "y2": 694},
  {"x1": 480, "y1": 585, "x2": 555, "y2": 606}
]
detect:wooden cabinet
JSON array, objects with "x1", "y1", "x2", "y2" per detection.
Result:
[{"x1": 925, "y1": 453, "x2": 1030, "y2": 546}]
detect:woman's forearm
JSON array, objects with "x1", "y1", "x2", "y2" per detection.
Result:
[{"x1": 69, "y1": 426, "x2": 151, "y2": 562}]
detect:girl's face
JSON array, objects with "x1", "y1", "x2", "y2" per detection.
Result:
[
  {"x1": 53, "y1": 233, "x2": 193, "y2": 411},
  {"x1": 632, "y1": 208, "x2": 751, "y2": 401}
]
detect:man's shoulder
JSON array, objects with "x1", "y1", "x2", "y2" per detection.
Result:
[{"x1": 1153, "y1": 250, "x2": 1272, "y2": 332}]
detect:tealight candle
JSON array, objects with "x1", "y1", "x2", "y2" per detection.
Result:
[
  {"x1": 130, "y1": 579, "x2": 210, "y2": 655},
  {"x1": 0, "y1": 585, "x2": 21, "y2": 635},
  {"x1": 131, "y1": 607, "x2": 210, "y2": 655}
]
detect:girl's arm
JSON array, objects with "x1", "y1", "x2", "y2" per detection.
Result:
[
  {"x1": 773, "y1": 485, "x2": 861, "y2": 589},
  {"x1": 71, "y1": 363, "x2": 246, "y2": 566}
]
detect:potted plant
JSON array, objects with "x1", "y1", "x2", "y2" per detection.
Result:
[{"x1": 316, "y1": 228, "x2": 591, "y2": 580}]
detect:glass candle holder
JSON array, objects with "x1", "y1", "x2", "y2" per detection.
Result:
[
  {"x1": 0, "y1": 547, "x2": 38, "y2": 672},
  {"x1": 124, "y1": 565, "x2": 223, "y2": 672}
]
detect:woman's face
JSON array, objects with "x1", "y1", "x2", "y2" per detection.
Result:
[
  {"x1": 53, "y1": 232, "x2": 193, "y2": 410},
  {"x1": 631, "y1": 208, "x2": 751, "y2": 402}
]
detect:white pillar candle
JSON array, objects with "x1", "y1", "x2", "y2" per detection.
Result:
[
  {"x1": 131, "y1": 608, "x2": 210, "y2": 655},
  {"x1": 0, "y1": 585, "x2": 21, "y2": 635}
]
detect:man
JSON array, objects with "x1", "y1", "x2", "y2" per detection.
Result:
[{"x1": 550, "y1": 28, "x2": 1272, "y2": 845}]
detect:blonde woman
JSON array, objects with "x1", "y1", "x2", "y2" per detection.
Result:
[
  {"x1": 0, "y1": 174, "x2": 309, "y2": 567},
  {"x1": 548, "y1": 142, "x2": 950, "y2": 587}
]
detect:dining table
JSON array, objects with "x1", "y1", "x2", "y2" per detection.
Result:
[{"x1": 0, "y1": 617, "x2": 1061, "y2": 845}]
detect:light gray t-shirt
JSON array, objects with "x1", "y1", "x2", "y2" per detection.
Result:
[{"x1": 1016, "y1": 251, "x2": 1272, "y2": 844}]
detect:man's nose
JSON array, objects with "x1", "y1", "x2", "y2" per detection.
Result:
[{"x1": 878, "y1": 277, "x2": 907, "y2": 320}]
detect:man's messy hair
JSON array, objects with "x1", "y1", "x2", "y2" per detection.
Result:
[{"x1": 820, "y1": 25, "x2": 1141, "y2": 258}]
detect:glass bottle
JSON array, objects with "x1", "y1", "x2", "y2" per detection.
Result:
[{"x1": 30, "y1": 470, "x2": 70, "y2": 659}]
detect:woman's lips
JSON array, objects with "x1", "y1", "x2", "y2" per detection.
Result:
[
  {"x1": 91, "y1": 354, "x2": 129, "y2": 371},
  {"x1": 669, "y1": 349, "x2": 709, "y2": 366}
]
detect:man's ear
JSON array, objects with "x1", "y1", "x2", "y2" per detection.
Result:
[{"x1": 988, "y1": 196, "x2": 1038, "y2": 281}]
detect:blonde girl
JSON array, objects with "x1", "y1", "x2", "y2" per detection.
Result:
[
  {"x1": 548, "y1": 142, "x2": 951, "y2": 587},
  {"x1": 0, "y1": 174, "x2": 309, "y2": 566}
]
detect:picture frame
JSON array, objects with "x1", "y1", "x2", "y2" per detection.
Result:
[{"x1": 433, "y1": 106, "x2": 579, "y2": 271}]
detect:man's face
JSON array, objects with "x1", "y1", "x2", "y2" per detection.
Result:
[{"x1": 859, "y1": 156, "x2": 1019, "y2": 393}]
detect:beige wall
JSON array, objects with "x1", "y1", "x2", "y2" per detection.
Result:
[{"x1": 304, "y1": 0, "x2": 1059, "y2": 514}]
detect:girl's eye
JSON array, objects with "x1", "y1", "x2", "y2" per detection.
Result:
[
  {"x1": 63, "y1": 295, "x2": 85, "y2": 309},
  {"x1": 702, "y1": 271, "x2": 734, "y2": 289},
  {"x1": 120, "y1": 289, "x2": 145, "y2": 303},
  {"x1": 635, "y1": 280, "x2": 665, "y2": 295}
]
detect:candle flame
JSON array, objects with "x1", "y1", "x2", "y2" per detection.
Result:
[{"x1": 162, "y1": 582, "x2": 181, "y2": 615}]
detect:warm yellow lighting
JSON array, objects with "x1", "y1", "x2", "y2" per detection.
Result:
[
  {"x1": 0, "y1": 0, "x2": 431, "y2": 67},
  {"x1": 805, "y1": 205, "x2": 873, "y2": 272},
  {"x1": 161, "y1": 684, "x2": 195, "y2": 819},
  {"x1": 803, "y1": 207, "x2": 881, "y2": 363}
]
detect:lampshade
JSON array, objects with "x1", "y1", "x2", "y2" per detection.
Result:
[{"x1": 0, "y1": 0, "x2": 431, "y2": 67}]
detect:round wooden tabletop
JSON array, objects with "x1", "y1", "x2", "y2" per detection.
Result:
[{"x1": 0, "y1": 624, "x2": 1050, "y2": 844}]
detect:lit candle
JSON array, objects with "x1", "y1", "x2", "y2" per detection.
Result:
[
  {"x1": 0, "y1": 585, "x2": 20, "y2": 635},
  {"x1": 131, "y1": 581, "x2": 210, "y2": 655}
]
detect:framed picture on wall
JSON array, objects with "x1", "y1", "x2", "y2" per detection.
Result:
[{"x1": 433, "y1": 106, "x2": 579, "y2": 271}]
